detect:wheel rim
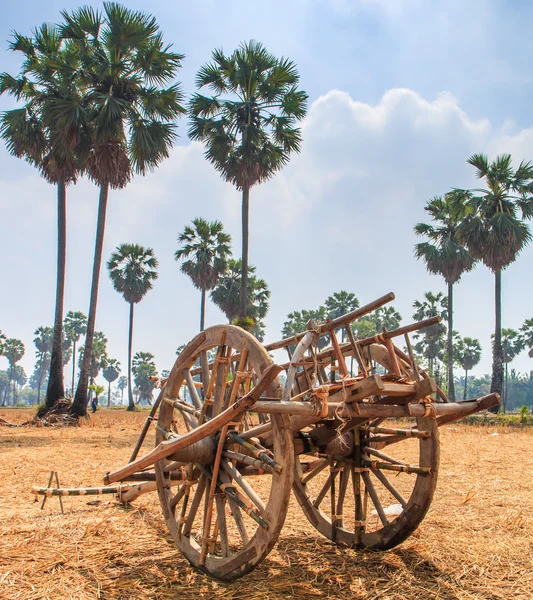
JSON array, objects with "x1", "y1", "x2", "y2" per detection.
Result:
[{"x1": 155, "y1": 325, "x2": 294, "y2": 580}]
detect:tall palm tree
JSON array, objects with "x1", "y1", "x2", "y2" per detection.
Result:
[
  {"x1": 33, "y1": 326, "x2": 54, "y2": 403},
  {"x1": 412, "y1": 292, "x2": 448, "y2": 378},
  {"x1": 210, "y1": 259, "x2": 270, "y2": 324},
  {"x1": 456, "y1": 154, "x2": 533, "y2": 398},
  {"x1": 3, "y1": 339, "x2": 25, "y2": 405},
  {"x1": 415, "y1": 193, "x2": 476, "y2": 401},
  {"x1": 60, "y1": 4, "x2": 185, "y2": 417},
  {"x1": 189, "y1": 41, "x2": 308, "y2": 317},
  {"x1": 64, "y1": 311, "x2": 87, "y2": 397},
  {"x1": 1, "y1": 25, "x2": 88, "y2": 412},
  {"x1": 455, "y1": 337, "x2": 482, "y2": 400},
  {"x1": 108, "y1": 243, "x2": 158, "y2": 411},
  {"x1": 102, "y1": 358, "x2": 121, "y2": 407},
  {"x1": 175, "y1": 219, "x2": 231, "y2": 331}
]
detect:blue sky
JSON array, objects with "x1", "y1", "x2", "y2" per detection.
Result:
[{"x1": 1, "y1": 0, "x2": 533, "y2": 387}]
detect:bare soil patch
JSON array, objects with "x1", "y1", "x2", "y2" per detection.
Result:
[{"x1": 1, "y1": 408, "x2": 532, "y2": 599}]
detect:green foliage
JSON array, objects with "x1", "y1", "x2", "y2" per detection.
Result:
[
  {"x1": 211, "y1": 259, "x2": 270, "y2": 323},
  {"x1": 175, "y1": 218, "x2": 231, "y2": 293},
  {"x1": 412, "y1": 292, "x2": 447, "y2": 377},
  {"x1": 59, "y1": 3, "x2": 186, "y2": 188},
  {"x1": 132, "y1": 351, "x2": 157, "y2": 404},
  {"x1": 189, "y1": 40, "x2": 308, "y2": 192},
  {"x1": 415, "y1": 193, "x2": 476, "y2": 285},
  {"x1": 103, "y1": 359, "x2": 121, "y2": 384},
  {"x1": 108, "y1": 244, "x2": 159, "y2": 305},
  {"x1": 88, "y1": 383, "x2": 105, "y2": 399},
  {"x1": 232, "y1": 316, "x2": 255, "y2": 332},
  {"x1": 519, "y1": 405, "x2": 530, "y2": 424},
  {"x1": 78, "y1": 332, "x2": 107, "y2": 380},
  {"x1": 64, "y1": 311, "x2": 87, "y2": 344},
  {"x1": 0, "y1": 330, "x2": 6, "y2": 355}
]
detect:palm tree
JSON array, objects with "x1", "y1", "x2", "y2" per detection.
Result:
[
  {"x1": 61, "y1": 4, "x2": 185, "y2": 417},
  {"x1": 455, "y1": 337, "x2": 482, "y2": 400},
  {"x1": 64, "y1": 311, "x2": 87, "y2": 397},
  {"x1": 412, "y1": 292, "x2": 448, "y2": 379},
  {"x1": 520, "y1": 318, "x2": 533, "y2": 359},
  {"x1": 116, "y1": 376, "x2": 127, "y2": 405},
  {"x1": 1, "y1": 26, "x2": 88, "y2": 412},
  {"x1": 415, "y1": 193, "x2": 476, "y2": 401},
  {"x1": 108, "y1": 243, "x2": 158, "y2": 411},
  {"x1": 33, "y1": 326, "x2": 53, "y2": 403},
  {"x1": 175, "y1": 219, "x2": 231, "y2": 331},
  {"x1": 3, "y1": 339, "x2": 25, "y2": 405},
  {"x1": 189, "y1": 41, "x2": 308, "y2": 317},
  {"x1": 0, "y1": 330, "x2": 6, "y2": 355},
  {"x1": 374, "y1": 306, "x2": 403, "y2": 332},
  {"x1": 495, "y1": 329, "x2": 524, "y2": 411},
  {"x1": 456, "y1": 154, "x2": 533, "y2": 398},
  {"x1": 102, "y1": 358, "x2": 121, "y2": 407},
  {"x1": 78, "y1": 331, "x2": 108, "y2": 403},
  {"x1": 325, "y1": 291, "x2": 359, "y2": 342},
  {"x1": 88, "y1": 383, "x2": 105, "y2": 411},
  {"x1": 132, "y1": 351, "x2": 157, "y2": 405},
  {"x1": 210, "y1": 259, "x2": 271, "y2": 325}
]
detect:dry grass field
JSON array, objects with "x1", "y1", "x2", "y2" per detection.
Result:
[{"x1": 1, "y1": 408, "x2": 532, "y2": 600}]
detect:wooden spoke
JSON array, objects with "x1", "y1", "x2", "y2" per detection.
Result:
[
  {"x1": 301, "y1": 459, "x2": 329, "y2": 484},
  {"x1": 369, "y1": 467, "x2": 407, "y2": 508},
  {"x1": 361, "y1": 471, "x2": 389, "y2": 527},
  {"x1": 364, "y1": 446, "x2": 408, "y2": 466},
  {"x1": 221, "y1": 460, "x2": 267, "y2": 515}
]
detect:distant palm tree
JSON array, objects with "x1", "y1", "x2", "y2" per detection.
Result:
[
  {"x1": 3, "y1": 339, "x2": 25, "y2": 405},
  {"x1": 210, "y1": 259, "x2": 270, "y2": 325},
  {"x1": 116, "y1": 376, "x2": 128, "y2": 405},
  {"x1": 520, "y1": 318, "x2": 533, "y2": 359},
  {"x1": 415, "y1": 193, "x2": 476, "y2": 401},
  {"x1": 455, "y1": 337, "x2": 482, "y2": 400},
  {"x1": 78, "y1": 332, "x2": 107, "y2": 403},
  {"x1": 64, "y1": 311, "x2": 87, "y2": 397},
  {"x1": 189, "y1": 41, "x2": 308, "y2": 317},
  {"x1": 325, "y1": 291, "x2": 359, "y2": 342},
  {"x1": 0, "y1": 330, "x2": 6, "y2": 355},
  {"x1": 108, "y1": 243, "x2": 158, "y2": 411},
  {"x1": 1, "y1": 26, "x2": 87, "y2": 412},
  {"x1": 494, "y1": 329, "x2": 524, "y2": 411},
  {"x1": 62, "y1": 4, "x2": 185, "y2": 417},
  {"x1": 175, "y1": 219, "x2": 231, "y2": 331},
  {"x1": 132, "y1": 352, "x2": 157, "y2": 405},
  {"x1": 456, "y1": 154, "x2": 533, "y2": 398},
  {"x1": 103, "y1": 358, "x2": 121, "y2": 408},
  {"x1": 412, "y1": 292, "x2": 448, "y2": 378},
  {"x1": 33, "y1": 326, "x2": 54, "y2": 403}
]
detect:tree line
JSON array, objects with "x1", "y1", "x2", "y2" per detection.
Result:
[{"x1": 0, "y1": 4, "x2": 307, "y2": 417}]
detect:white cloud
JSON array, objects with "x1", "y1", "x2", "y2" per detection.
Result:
[{"x1": 2, "y1": 87, "x2": 533, "y2": 385}]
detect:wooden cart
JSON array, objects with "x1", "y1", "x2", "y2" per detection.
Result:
[{"x1": 37, "y1": 292, "x2": 500, "y2": 580}]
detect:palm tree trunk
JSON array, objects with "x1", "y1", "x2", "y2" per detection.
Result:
[
  {"x1": 240, "y1": 186, "x2": 250, "y2": 319},
  {"x1": 107, "y1": 382, "x2": 111, "y2": 407},
  {"x1": 127, "y1": 302, "x2": 135, "y2": 412},
  {"x1": 464, "y1": 369, "x2": 468, "y2": 401},
  {"x1": 490, "y1": 269, "x2": 503, "y2": 410},
  {"x1": 504, "y1": 363, "x2": 509, "y2": 413},
  {"x1": 71, "y1": 339, "x2": 77, "y2": 398},
  {"x1": 42, "y1": 180, "x2": 67, "y2": 414},
  {"x1": 447, "y1": 281, "x2": 456, "y2": 401},
  {"x1": 71, "y1": 183, "x2": 109, "y2": 417},
  {"x1": 12, "y1": 365, "x2": 16, "y2": 405},
  {"x1": 200, "y1": 289, "x2": 206, "y2": 331}
]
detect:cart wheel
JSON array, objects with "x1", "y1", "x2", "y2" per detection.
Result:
[
  {"x1": 289, "y1": 337, "x2": 440, "y2": 550},
  {"x1": 155, "y1": 325, "x2": 294, "y2": 581}
]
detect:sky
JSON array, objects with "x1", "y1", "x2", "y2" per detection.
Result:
[{"x1": 1, "y1": 0, "x2": 533, "y2": 389}]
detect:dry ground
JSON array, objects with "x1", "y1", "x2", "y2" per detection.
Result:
[{"x1": 0, "y1": 408, "x2": 532, "y2": 600}]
